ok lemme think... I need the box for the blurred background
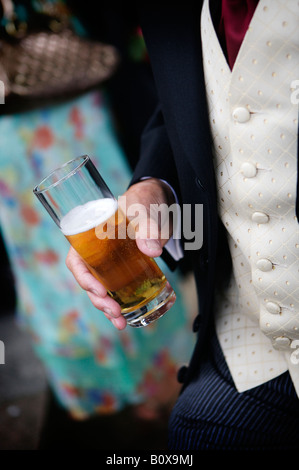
[0,1,197,450]
[0,229,197,451]
[0,231,48,450]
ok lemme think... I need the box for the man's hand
[65,178,175,330]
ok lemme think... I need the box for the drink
[61,198,169,315]
[34,155,176,327]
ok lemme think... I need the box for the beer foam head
[60,198,118,235]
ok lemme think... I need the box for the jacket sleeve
[130,104,183,270]
[130,105,181,201]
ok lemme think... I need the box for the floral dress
[0,88,195,419]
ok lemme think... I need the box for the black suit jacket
[131,2,299,387]
[130,2,224,387]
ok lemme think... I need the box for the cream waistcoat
[201,0,299,395]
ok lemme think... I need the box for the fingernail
[145,239,161,251]
[90,289,100,297]
[103,307,117,318]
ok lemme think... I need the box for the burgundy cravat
[218,0,259,69]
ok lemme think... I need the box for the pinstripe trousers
[168,326,299,451]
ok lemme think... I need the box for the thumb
[121,179,174,258]
[130,212,163,257]
[136,236,163,258]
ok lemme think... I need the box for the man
[66,0,299,450]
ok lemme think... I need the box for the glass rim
[33,155,89,195]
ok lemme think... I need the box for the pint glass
[33,155,176,327]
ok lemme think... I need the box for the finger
[66,248,126,329]
[86,291,126,330]
[135,237,163,258]
[65,247,107,297]
[130,214,162,257]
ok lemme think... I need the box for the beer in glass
[33,155,176,327]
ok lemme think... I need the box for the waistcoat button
[273,336,291,350]
[177,365,189,383]
[232,106,251,123]
[256,258,273,272]
[266,301,281,314]
[241,162,257,178]
[192,315,202,332]
[251,211,269,224]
